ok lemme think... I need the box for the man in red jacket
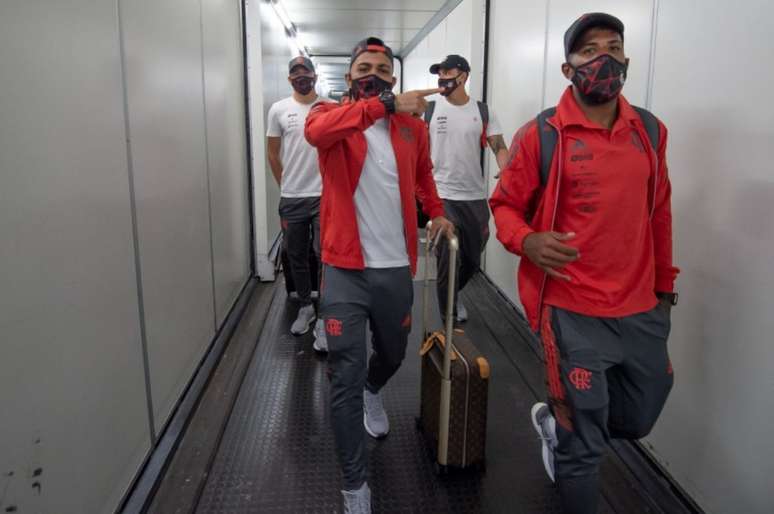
[490,13,679,514]
[305,37,453,514]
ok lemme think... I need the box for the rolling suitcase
[418,222,490,473]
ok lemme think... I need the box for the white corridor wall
[0,0,252,511]
[403,0,485,108]
[645,2,774,512]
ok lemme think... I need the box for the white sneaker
[456,301,469,323]
[290,304,316,336]
[342,482,371,514]
[313,318,328,353]
[363,388,389,438]
[531,402,557,482]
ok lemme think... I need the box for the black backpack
[424,100,490,148]
[535,106,660,186]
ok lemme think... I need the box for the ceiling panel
[283,0,444,10]
[271,0,447,95]
[276,0,446,56]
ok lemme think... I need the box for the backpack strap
[631,106,660,151]
[423,100,436,125]
[477,101,489,125]
[536,107,558,187]
[477,101,489,149]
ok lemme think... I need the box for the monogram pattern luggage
[418,222,490,472]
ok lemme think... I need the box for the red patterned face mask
[570,54,628,105]
[350,74,393,100]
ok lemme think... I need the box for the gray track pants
[279,197,320,306]
[436,199,490,319]
[540,304,674,514]
[319,265,413,490]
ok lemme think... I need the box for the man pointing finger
[305,36,453,514]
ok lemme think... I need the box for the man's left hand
[429,216,455,243]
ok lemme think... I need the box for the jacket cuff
[427,204,446,220]
[513,227,535,257]
[364,96,387,120]
[655,274,676,294]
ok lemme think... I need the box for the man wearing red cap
[490,13,679,513]
[305,37,453,513]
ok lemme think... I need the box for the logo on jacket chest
[569,138,593,162]
[399,126,414,142]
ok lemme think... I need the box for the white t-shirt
[428,99,502,200]
[354,118,409,268]
[266,96,330,198]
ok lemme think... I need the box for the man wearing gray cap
[490,13,678,514]
[267,56,331,350]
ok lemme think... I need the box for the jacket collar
[552,86,640,131]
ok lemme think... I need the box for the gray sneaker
[531,402,557,482]
[363,388,389,438]
[290,304,316,336]
[313,318,328,353]
[342,482,371,514]
[456,301,469,323]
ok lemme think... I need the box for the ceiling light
[271,0,294,33]
[295,29,310,55]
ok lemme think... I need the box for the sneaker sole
[363,413,388,439]
[530,403,556,483]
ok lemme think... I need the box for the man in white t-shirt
[426,54,510,323]
[267,56,331,350]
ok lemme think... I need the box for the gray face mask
[291,76,316,95]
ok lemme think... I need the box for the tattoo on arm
[488,135,507,154]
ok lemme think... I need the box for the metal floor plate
[194,275,675,514]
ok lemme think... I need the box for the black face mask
[438,74,463,97]
[350,74,393,100]
[291,76,316,96]
[570,54,628,105]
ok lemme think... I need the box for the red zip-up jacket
[490,87,679,330]
[305,96,445,276]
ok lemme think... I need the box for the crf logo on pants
[326,318,343,336]
[569,367,593,391]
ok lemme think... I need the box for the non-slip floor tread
[194,275,676,513]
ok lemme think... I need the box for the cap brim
[429,63,441,74]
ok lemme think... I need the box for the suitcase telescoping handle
[422,220,458,467]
